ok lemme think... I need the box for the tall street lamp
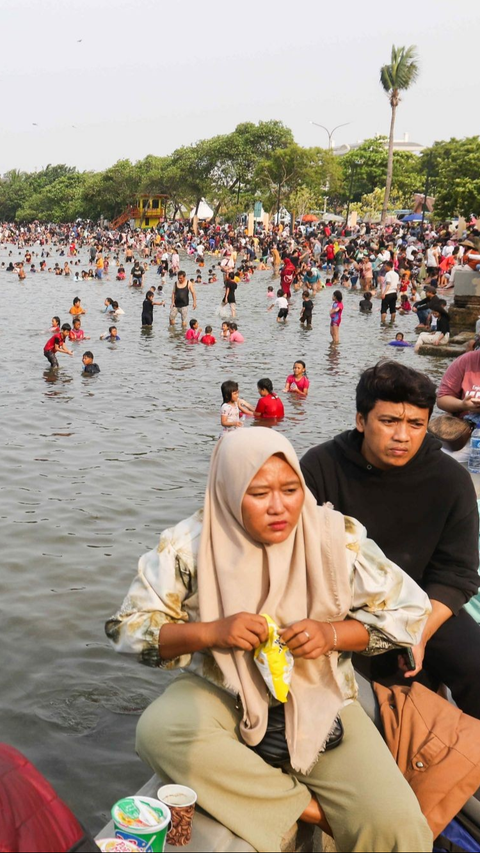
[345,160,362,231]
[310,121,351,150]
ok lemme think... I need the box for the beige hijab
[197,428,352,774]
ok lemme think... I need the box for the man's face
[356,401,430,470]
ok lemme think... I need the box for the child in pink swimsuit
[228,322,244,343]
[284,361,310,397]
[185,319,202,342]
[330,290,344,345]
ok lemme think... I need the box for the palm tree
[380,45,419,224]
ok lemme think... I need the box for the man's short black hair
[356,360,436,418]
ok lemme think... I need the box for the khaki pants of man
[136,673,432,853]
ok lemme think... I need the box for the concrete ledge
[417,344,466,358]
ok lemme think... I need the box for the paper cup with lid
[112,796,171,852]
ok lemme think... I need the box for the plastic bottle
[468,428,480,474]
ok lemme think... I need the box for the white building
[333,133,424,156]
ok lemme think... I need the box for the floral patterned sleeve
[105,511,202,668]
[343,515,431,655]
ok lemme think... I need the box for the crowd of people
[4,211,480,851]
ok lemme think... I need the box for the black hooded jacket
[300,429,479,614]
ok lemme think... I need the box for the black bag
[251,704,344,768]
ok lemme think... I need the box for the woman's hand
[280,620,334,659]
[206,613,268,651]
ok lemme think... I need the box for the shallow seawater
[0,244,451,831]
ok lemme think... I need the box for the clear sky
[1,0,478,173]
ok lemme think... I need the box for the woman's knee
[338,799,431,852]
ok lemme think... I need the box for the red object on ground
[0,743,95,852]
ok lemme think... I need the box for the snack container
[97,839,139,852]
[112,796,171,852]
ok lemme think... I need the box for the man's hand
[207,613,268,651]
[398,641,425,678]
[280,620,334,659]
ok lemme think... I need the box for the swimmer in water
[100,325,120,342]
[284,360,310,398]
[69,317,90,341]
[389,332,413,348]
[185,318,202,342]
[220,380,254,432]
[200,325,216,345]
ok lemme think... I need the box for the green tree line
[0,121,478,223]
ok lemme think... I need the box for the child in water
[267,285,275,299]
[70,297,85,316]
[220,321,230,339]
[220,380,254,432]
[69,318,90,341]
[100,326,120,341]
[300,290,314,329]
[228,322,244,343]
[268,289,289,323]
[185,318,202,342]
[49,316,61,333]
[284,360,310,398]
[389,332,413,348]
[200,325,216,345]
[330,290,343,344]
[359,292,373,313]
[82,351,100,375]
[254,378,285,419]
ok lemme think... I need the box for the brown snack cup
[157,785,197,847]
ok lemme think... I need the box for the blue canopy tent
[401,212,424,222]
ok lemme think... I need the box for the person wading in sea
[169,271,197,329]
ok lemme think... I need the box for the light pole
[345,160,362,231]
[420,153,433,237]
[310,121,351,150]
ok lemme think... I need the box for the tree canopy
[0,121,479,223]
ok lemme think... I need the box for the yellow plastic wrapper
[254,614,294,703]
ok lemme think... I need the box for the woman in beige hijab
[107,429,432,852]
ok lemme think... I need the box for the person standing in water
[330,290,343,345]
[170,271,197,329]
[142,291,163,327]
[43,324,73,368]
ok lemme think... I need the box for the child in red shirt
[200,325,216,345]
[254,378,285,419]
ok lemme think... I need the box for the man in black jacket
[301,360,480,717]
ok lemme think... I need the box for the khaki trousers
[136,674,432,853]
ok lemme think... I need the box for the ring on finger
[304,631,310,639]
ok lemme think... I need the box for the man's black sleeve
[423,496,480,614]
[300,446,329,505]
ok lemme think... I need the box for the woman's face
[293,362,304,377]
[242,455,304,545]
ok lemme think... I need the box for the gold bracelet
[328,622,338,655]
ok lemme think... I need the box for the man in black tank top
[169,271,197,328]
